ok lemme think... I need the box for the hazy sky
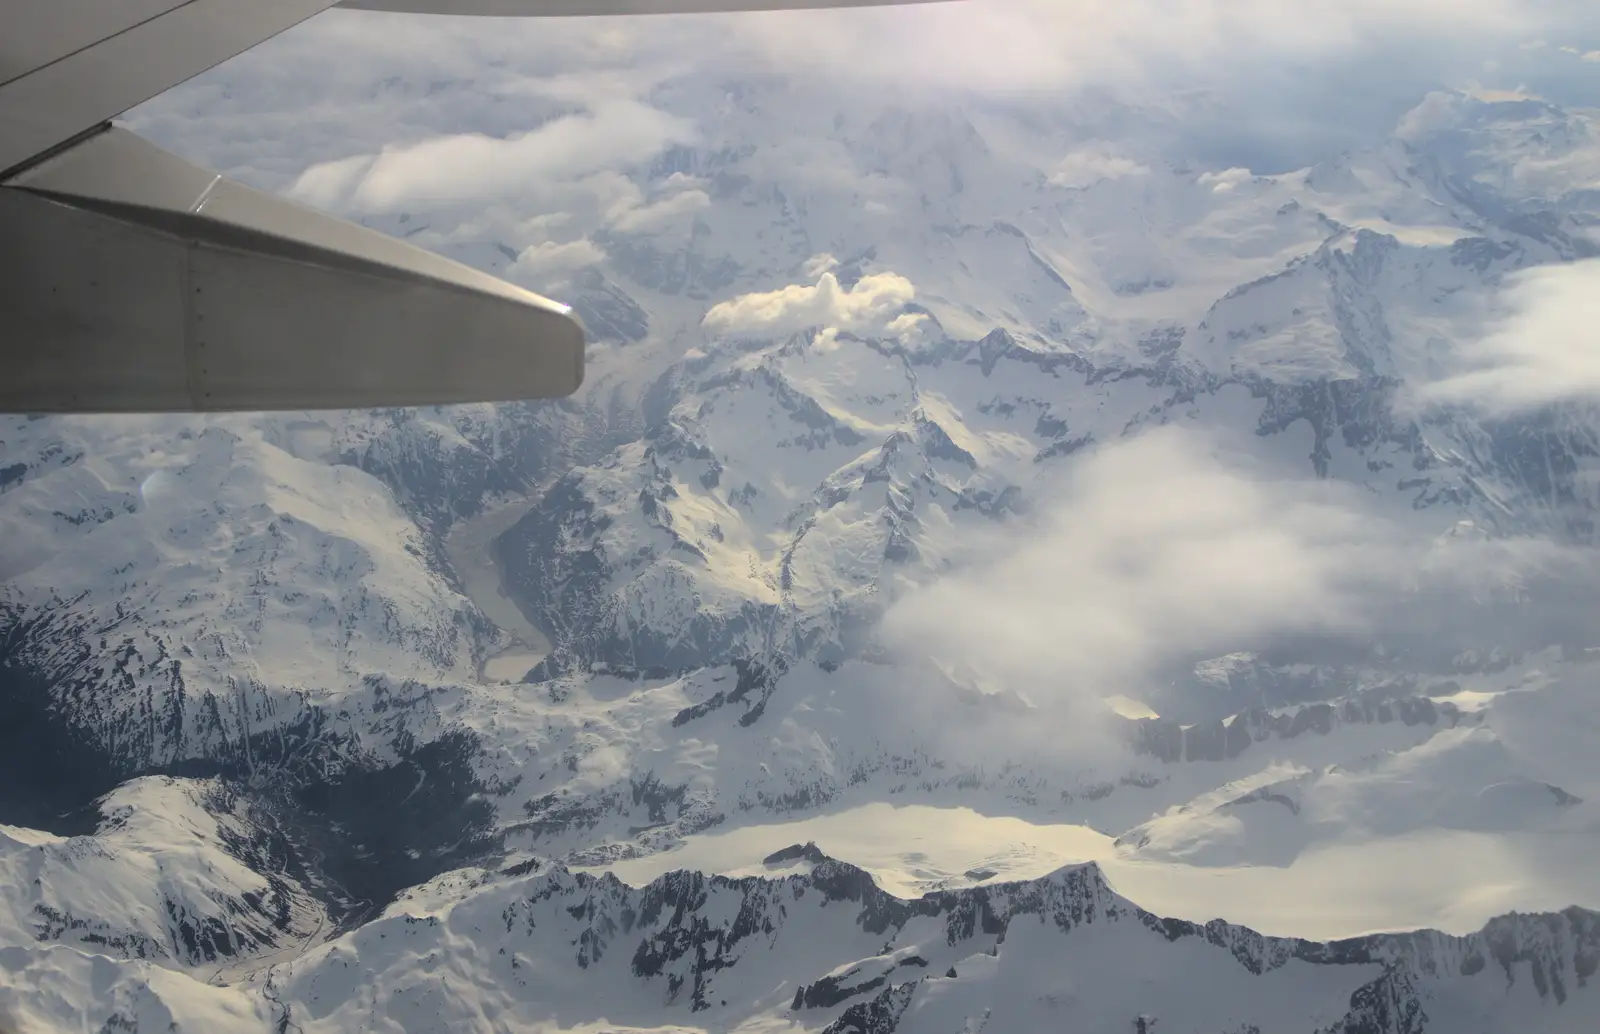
[126,0,1600,187]
[117,0,1600,307]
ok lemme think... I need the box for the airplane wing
[0,0,953,413]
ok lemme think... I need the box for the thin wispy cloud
[1197,167,1253,192]
[1421,259,1600,416]
[510,238,607,282]
[606,188,712,234]
[288,101,695,212]
[1048,147,1150,188]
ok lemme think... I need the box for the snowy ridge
[261,852,1600,1033]
[0,776,322,967]
[0,944,271,1034]
[0,420,484,778]
[8,848,1595,1033]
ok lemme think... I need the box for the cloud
[606,188,712,234]
[1420,259,1600,415]
[1198,167,1254,192]
[802,254,840,278]
[1394,91,1468,140]
[879,426,1588,712]
[702,271,917,341]
[287,100,694,212]
[1585,50,1600,62]
[510,239,606,282]
[881,428,1385,697]
[1048,148,1151,189]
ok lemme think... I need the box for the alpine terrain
[3,13,1600,1033]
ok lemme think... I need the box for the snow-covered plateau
[4,41,1600,1034]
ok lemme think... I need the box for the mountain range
[2,78,1600,1032]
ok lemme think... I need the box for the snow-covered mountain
[261,852,1600,1034]
[3,73,1600,1032]
[9,848,1600,1034]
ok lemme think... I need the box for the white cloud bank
[288,100,694,212]
[1048,148,1151,189]
[1198,167,1254,192]
[606,187,711,234]
[1421,259,1600,415]
[881,428,1383,697]
[702,271,921,343]
[880,427,1577,708]
[510,238,605,281]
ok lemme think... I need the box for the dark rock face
[0,600,214,798]
[1316,964,1429,1034]
[595,230,744,299]
[567,268,650,345]
[0,647,122,835]
[333,403,570,532]
[496,456,780,676]
[764,841,830,867]
[0,605,512,948]
[291,728,512,929]
[1122,692,1474,765]
[820,981,917,1034]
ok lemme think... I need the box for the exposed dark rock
[765,842,830,867]
[819,981,917,1034]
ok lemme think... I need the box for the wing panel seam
[0,1,204,92]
